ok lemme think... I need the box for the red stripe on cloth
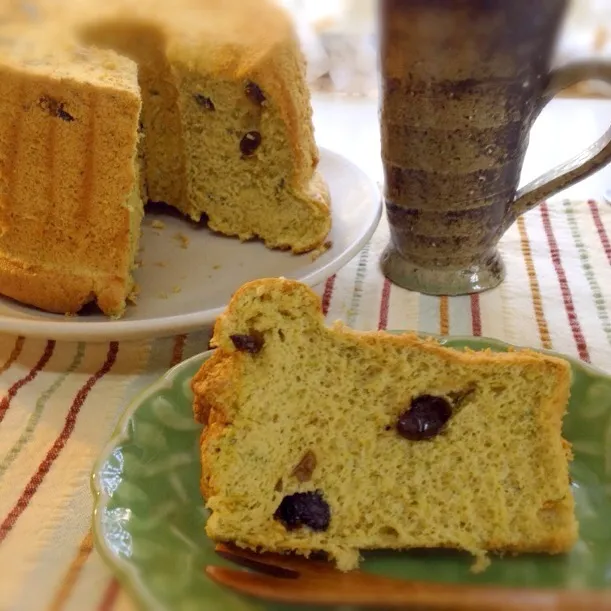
[321,275,336,316]
[0,340,55,425]
[0,342,119,543]
[470,294,482,336]
[97,578,120,611]
[378,278,391,330]
[540,203,590,362]
[589,200,611,266]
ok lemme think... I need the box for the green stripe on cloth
[540,203,590,362]
[0,343,86,480]
[44,336,169,610]
[0,340,56,424]
[564,200,611,347]
[346,242,371,327]
[0,342,120,544]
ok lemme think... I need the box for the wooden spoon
[206,543,611,610]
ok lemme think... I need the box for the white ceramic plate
[0,148,381,341]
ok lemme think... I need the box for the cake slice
[0,27,143,315]
[192,278,577,571]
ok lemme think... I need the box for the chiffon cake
[192,278,578,571]
[0,1,331,316]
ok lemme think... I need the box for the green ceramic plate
[91,335,611,611]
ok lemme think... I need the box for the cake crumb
[158,292,169,299]
[470,552,491,574]
[64,311,77,318]
[172,286,182,294]
[174,232,190,249]
[153,261,167,268]
[310,240,333,262]
[213,264,221,270]
[128,284,141,304]
[151,220,165,230]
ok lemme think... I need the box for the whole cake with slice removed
[0,0,330,317]
[192,278,578,571]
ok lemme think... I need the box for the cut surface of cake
[0,0,331,316]
[192,278,577,571]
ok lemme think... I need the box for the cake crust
[0,36,142,316]
[0,256,130,315]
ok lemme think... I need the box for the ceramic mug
[379,0,611,295]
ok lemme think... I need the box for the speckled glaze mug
[379,0,611,295]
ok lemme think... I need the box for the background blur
[278,0,611,98]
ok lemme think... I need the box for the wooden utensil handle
[324,571,611,610]
[208,565,611,610]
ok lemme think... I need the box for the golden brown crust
[192,348,243,499]
[0,33,141,316]
[0,257,130,315]
[192,348,243,498]
[192,349,237,424]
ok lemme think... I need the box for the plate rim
[90,349,210,611]
[90,333,611,610]
[0,146,382,342]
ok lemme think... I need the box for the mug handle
[506,60,611,226]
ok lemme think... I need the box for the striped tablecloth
[0,198,610,611]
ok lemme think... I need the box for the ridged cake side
[0,33,142,315]
[77,15,186,214]
[192,278,577,571]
